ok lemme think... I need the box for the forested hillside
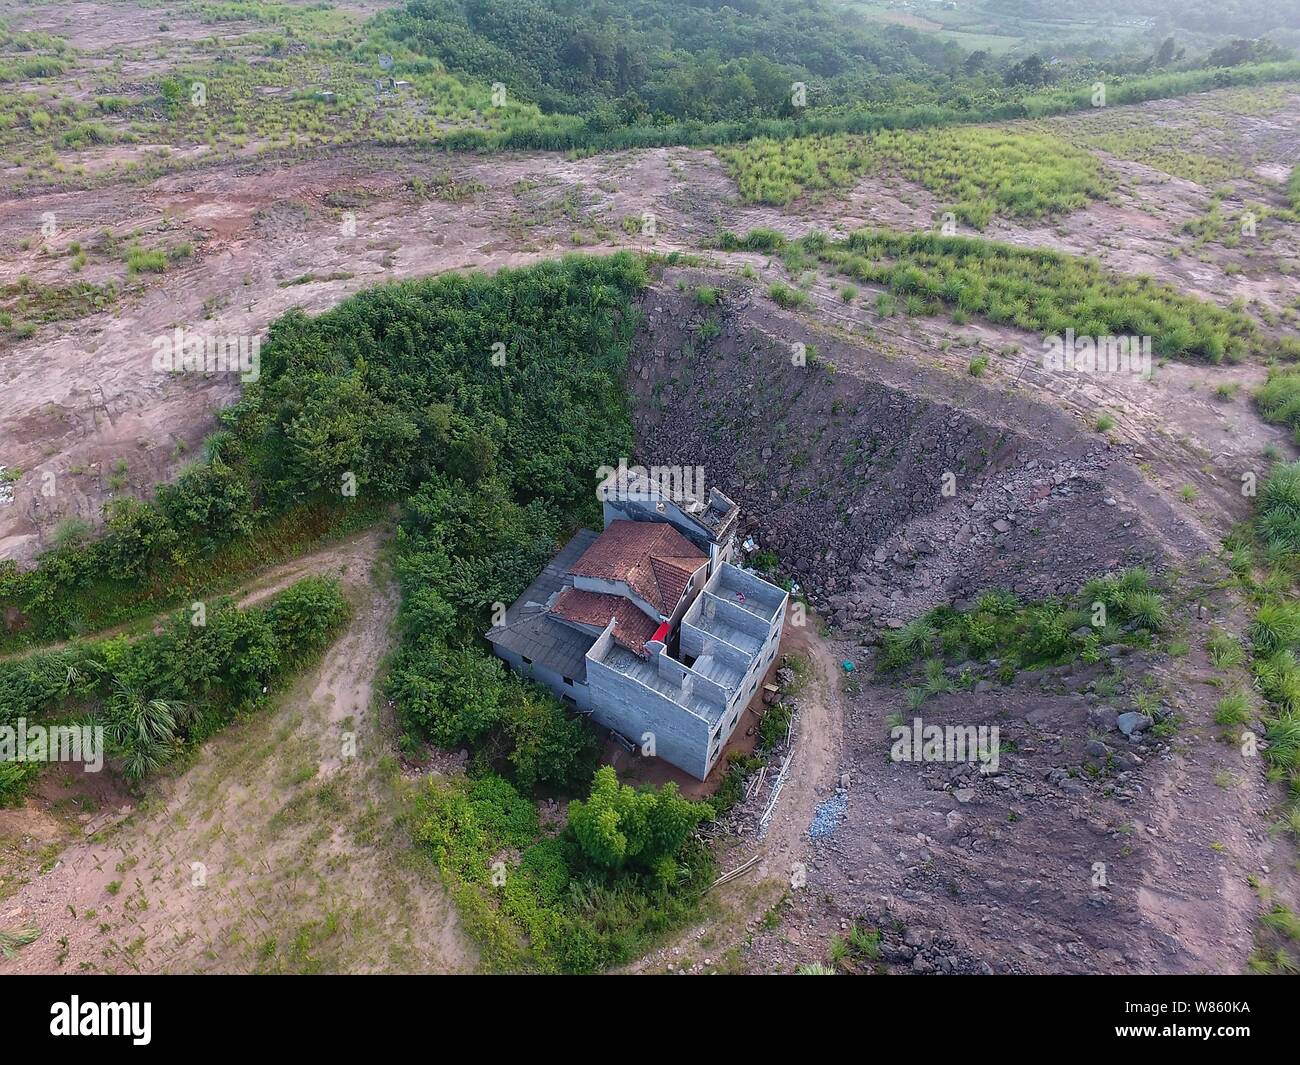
[379,0,1299,152]
[384,0,975,122]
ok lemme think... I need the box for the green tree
[504,685,595,792]
[567,766,711,874]
[103,679,188,782]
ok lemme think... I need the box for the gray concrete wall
[718,562,787,614]
[586,640,711,779]
[680,622,751,674]
[542,566,791,781]
[494,647,592,712]
[667,562,708,627]
[703,591,770,639]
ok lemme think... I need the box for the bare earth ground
[739,605,1292,975]
[1,18,1298,974]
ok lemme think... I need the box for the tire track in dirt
[757,623,844,883]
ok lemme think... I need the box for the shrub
[0,761,42,807]
[1123,591,1168,633]
[1207,628,1245,669]
[1258,460,1300,552]
[757,702,793,750]
[880,570,1166,672]
[1250,601,1300,656]
[767,282,807,308]
[414,769,713,973]
[568,766,712,876]
[784,228,1261,364]
[1214,690,1252,726]
[1255,370,1300,440]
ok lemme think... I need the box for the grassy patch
[723,228,1261,364]
[1255,369,1300,443]
[0,278,117,338]
[878,568,1166,674]
[718,126,1110,226]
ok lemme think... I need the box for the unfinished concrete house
[486,485,788,779]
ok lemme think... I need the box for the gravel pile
[809,793,848,839]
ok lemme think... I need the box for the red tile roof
[550,587,661,657]
[568,520,707,615]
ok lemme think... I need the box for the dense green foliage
[878,568,1168,674]
[0,493,379,652]
[1254,369,1300,443]
[385,0,976,123]
[414,768,714,972]
[0,250,728,968]
[568,766,711,876]
[0,759,40,807]
[718,126,1110,224]
[1237,461,1300,848]
[1,251,719,969]
[0,577,350,793]
[3,253,649,789]
[382,0,1300,150]
[236,254,648,785]
[2,252,644,652]
[387,474,598,792]
[436,59,1300,153]
[729,228,1260,363]
[5,0,1298,181]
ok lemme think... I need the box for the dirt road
[0,531,475,974]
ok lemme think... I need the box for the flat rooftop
[593,561,788,726]
[485,529,599,682]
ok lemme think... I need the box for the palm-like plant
[103,679,188,782]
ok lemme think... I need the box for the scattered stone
[1116,712,1153,737]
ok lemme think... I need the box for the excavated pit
[628,270,1214,633]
